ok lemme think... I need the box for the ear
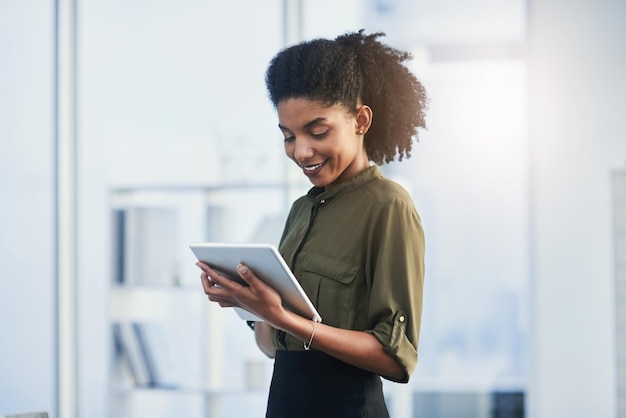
[355,105,373,135]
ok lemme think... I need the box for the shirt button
[399,315,405,323]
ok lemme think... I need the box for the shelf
[110,386,269,396]
[109,286,206,321]
[107,185,284,418]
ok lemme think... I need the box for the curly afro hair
[265,30,428,164]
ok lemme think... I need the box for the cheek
[284,142,294,158]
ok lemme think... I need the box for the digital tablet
[190,242,322,323]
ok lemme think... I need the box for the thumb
[237,263,257,285]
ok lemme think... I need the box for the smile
[301,161,326,177]
[303,162,323,171]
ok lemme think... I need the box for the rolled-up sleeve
[366,197,425,383]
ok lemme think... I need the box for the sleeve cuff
[369,311,418,383]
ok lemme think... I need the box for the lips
[301,161,326,177]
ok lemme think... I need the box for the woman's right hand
[196,261,286,325]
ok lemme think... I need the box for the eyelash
[311,131,328,139]
[282,131,328,143]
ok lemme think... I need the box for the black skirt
[266,350,390,418]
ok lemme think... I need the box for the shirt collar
[306,165,382,203]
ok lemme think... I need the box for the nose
[292,137,314,163]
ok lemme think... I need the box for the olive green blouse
[275,165,425,383]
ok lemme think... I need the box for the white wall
[0,1,56,415]
[528,0,626,416]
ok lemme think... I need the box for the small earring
[358,130,364,134]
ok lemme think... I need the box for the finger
[207,292,233,304]
[196,261,211,272]
[206,267,239,290]
[196,261,211,279]
[196,264,211,288]
[201,272,214,293]
[236,263,262,287]
[196,262,222,293]
[206,286,241,308]
[198,271,212,294]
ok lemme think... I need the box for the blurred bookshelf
[107,184,295,418]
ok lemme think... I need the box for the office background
[1,0,625,417]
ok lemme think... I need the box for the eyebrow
[278,117,328,132]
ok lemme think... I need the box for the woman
[196,30,428,417]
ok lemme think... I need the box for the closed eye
[311,131,328,139]
[283,136,295,143]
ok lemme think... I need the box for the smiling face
[277,98,372,189]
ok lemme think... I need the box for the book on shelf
[112,322,182,389]
[112,322,154,387]
[112,207,180,286]
[134,322,182,388]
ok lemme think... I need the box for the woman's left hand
[196,261,285,323]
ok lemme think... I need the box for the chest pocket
[297,253,359,328]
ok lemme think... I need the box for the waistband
[274,349,373,376]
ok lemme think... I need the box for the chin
[308,177,329,188]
